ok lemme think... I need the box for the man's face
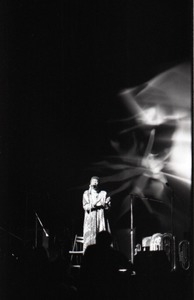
[90,178,99,188]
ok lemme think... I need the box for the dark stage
[0,1,192,299]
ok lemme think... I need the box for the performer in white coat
[82,176,111,252]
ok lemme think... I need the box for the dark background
[0,0,191,249]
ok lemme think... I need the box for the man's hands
[104,197,111,210]
[92,196,111,210]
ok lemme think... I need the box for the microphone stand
[166,182,176,271]
[34,211,49,248]
[170,185,176,271]
[130,194,135,264]
[0,226,23,242]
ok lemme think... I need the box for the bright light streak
[169,121,191,180]
[162,172,191,185]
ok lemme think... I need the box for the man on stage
[82,176,111,252]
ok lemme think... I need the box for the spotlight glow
[79,63,191,241]
[169,120,191,180]
[140,106,166,125]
